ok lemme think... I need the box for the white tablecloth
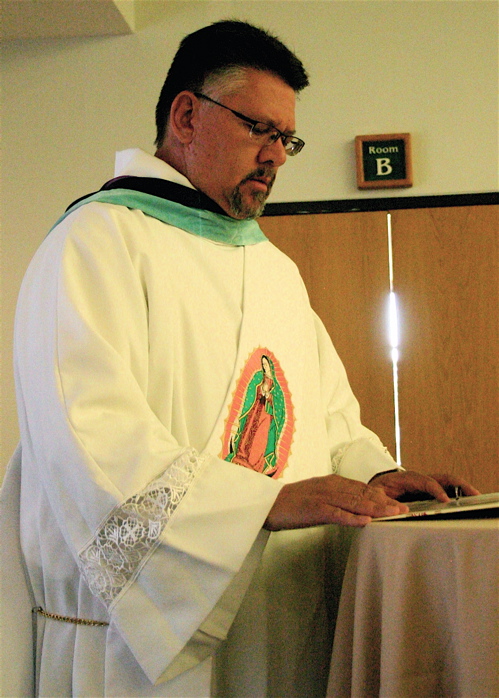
[327,518,499,697]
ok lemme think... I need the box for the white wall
[1,0,498,473]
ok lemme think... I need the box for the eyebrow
[244,112,297,137]
[251,112,296,136]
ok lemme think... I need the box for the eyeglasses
[194,93,305,156]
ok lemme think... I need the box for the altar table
[327,518,498,697]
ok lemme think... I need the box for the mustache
[240,167,276,189]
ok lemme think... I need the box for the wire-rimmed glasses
[194,93,305,156]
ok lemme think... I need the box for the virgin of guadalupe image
[225,355,286,477]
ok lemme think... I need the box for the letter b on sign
[376,158,393,176]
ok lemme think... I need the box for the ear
[169,91,198,145]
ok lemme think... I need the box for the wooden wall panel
[391,205,498,492]
[260,212,396,456]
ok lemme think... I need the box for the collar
[60,174,267,247]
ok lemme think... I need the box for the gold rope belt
[32,606,109,627]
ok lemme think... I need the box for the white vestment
[1,149,398,697]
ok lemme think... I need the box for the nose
[257,138,287,168]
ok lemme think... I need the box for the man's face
[185,69,297,219]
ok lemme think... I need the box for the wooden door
[391,205,498,492]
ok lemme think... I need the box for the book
[372,492,499,521]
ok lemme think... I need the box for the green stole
[53,178,268,247]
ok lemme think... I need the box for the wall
[1,0,498,472]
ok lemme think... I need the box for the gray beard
[228,169,275,220]
[229,188,268,219]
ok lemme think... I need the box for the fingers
[429,473,481,497]
[370,469,480,503]
[264,470,481,532]
[459,482,481,496]
[323,478,406,518]
[263,475,409,531]
[409,474,451,502]
[320,508,373,529]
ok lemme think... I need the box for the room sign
[355,133,413,189]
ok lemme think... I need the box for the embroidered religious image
[221,348,294,478]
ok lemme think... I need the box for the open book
[372,492,499,521]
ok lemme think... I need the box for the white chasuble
[1,149,398,697]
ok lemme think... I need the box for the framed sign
[355,133,413,189]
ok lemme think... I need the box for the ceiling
[1,0,136,41]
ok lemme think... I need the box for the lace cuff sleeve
[79,449,203,608]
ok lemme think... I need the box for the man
[1,20,477,697]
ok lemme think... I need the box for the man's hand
[369,470,480,503]
[264,474,410,531]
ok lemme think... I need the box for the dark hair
[154,20,309,147]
